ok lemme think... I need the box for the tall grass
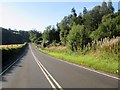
[2,43,27,70]
[85,36,119,54]
[39,48,118,74]
[0,43,27,50]
[35,37,119,75]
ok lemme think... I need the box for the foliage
[34,0,119,74]
[108,0,114,13]
[60,16,70,45]
[91,12,120,40]
[85,36,120,55]
[42,25,60,47]
[29,30,42,43]
[1,27,30,45]
[2,43,27,69]
[100,0,108,16]
[0,44,24,49]
[37,44,118,74]
[67,25,88,51]
[71,8,77,17]
[83,7,88,15]
[37,0,119,54]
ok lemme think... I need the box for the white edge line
[29,45,63,90]
[36,45,119,80]
[56,58,120,80]
[0,51,24,75]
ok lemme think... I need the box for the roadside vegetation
[0,44,25,49]
[0,27,30,70]
[30,1,120,75]
[35,36,119,74]
[1,27,30,44]
[1,0,119,75]
[1,43,28,70]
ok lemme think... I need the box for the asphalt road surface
[1,44,119,89]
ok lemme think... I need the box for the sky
[0,1,119,32]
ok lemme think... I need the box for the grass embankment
[1,43,28,69]
[34,43,119,75]
[0,44,24,49]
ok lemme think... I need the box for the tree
[83,7,87,15]
[69,8,78,27]
[39,1,119,51]
[19,30,30,42]
[92,6,102,29]
[71,8,77,17]
[118,2,120,15]
[83,10,93,34]
[83,6,102,35]
[60,16,70,45]
[91,12,120,40]
[113,12,120,36]
[42,25,61,47]
[100,1,108,16]
[1,27,30,44]
[56,23,60,43]
[67,25,88,51]
[108,0,114,13]
[29,30,42,43]
[90,24,107,40]
[42,25,51,43]
[75,13,83,25]
[102,0,107,9]
[56,22,60,32]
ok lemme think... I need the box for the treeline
[30,1,120,51]
[1,27,30,45]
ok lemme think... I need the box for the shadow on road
[1,46,29,82]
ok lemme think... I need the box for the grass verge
[1,43,28,70]
[34,44,119,75]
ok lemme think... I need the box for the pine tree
[71,8,77,17]
[108,0,114,13]
[83,7,87,15]
[100,0,108,15]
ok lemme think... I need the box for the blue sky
[0,1,119,32]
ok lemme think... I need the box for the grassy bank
[34,44,119,75]
[0,44,24,49]
[1,43,28,69]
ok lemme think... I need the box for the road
[1,44,119,89]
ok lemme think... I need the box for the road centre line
[29,45,63,90]
[32,51,56,89]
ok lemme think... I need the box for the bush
[67,24,88,51]
[2,43,27,70]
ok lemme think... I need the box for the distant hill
[0,27,30,45]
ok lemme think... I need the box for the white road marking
[52,56,120,80]
[33,53,56,90]
[0,49,25,75]
[37,58,63,89]
[34,44,119,80]
[29,45,63,90]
